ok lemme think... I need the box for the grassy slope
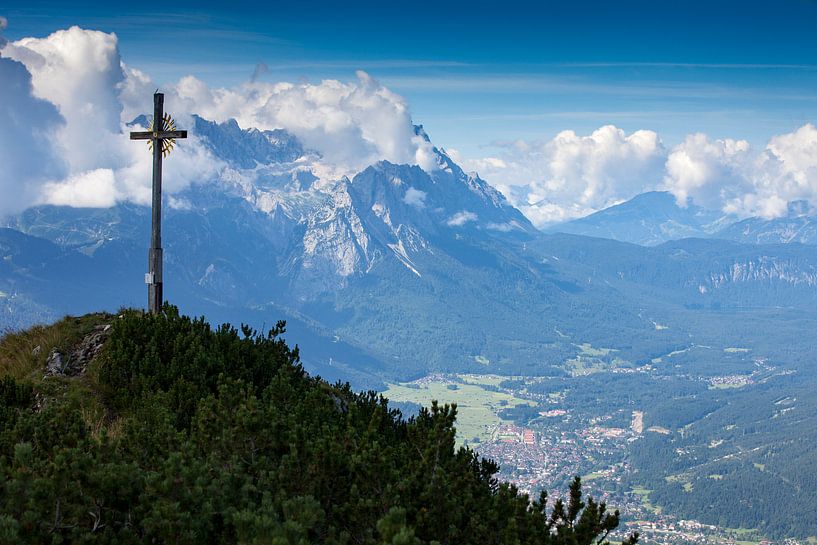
[0,312,118,438]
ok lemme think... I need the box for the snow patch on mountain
[157,115,532,289]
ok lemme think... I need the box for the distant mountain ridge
[550,191,817,246]
[3,116,542,378]
[192,115,307,168]
[715,200,817,245]
[549,191,729,245]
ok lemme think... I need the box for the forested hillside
[0,308,637,544]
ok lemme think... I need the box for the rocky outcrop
[44,324,111,378]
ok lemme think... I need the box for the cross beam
[129,92,187,314]
[131,129,188,140]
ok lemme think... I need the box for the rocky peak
[191,115,306,168]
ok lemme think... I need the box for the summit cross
[129,92,187,314]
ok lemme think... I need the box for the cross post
[129,92,187,314]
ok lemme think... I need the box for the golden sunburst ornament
[147,112,179,157]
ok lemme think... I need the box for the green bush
[0,306,637,544]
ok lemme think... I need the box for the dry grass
[0,312,114,380]
[1,311,127,449]
[82,405,124,441]
[0,324,62,380]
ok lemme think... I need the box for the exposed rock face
[191,115,306,168]
[44,324,111,377]
[45,348,64,375]
[706,258,817,288]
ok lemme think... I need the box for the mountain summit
[550,191,728,246]
[714,200,817,245]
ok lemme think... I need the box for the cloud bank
[455,126,666,225]
[0,24,434,217]
[170,70,435,171]
[1,26,225,212]
[663,126,817,219]
[463,124,817,226]
[0,51,65,216]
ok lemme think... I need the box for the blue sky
[4,0,817,155]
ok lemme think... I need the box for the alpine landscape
[2,3,817,544]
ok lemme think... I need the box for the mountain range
[550,190,817,246]
[3,117,817,384]
[4,114,817,538]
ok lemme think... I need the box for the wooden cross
[129,92,187,314]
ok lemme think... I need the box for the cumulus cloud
[403,187,427,208]
[0,55,65,216]
[41,169,120,208]
[447,210,478,226]
[465,126,666,225]
[3,26,125,173]
[448,148,506,172]
[1,16,67,217]
[661,125,817,218]
[662,134,753,211]
[167,70,436,171]
[469,124,817,226]
[0,24,436,217]
[0,26,225,213]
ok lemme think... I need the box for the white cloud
[448,148,506,171]
[468,126,666,226]
[662,125,817,218]
[0,26,226,211]
[40,169,119,208]
[403,187,427,208]
[447,210,478,226]
[662,133,753,210]
[118,66,155,124]
[166,70,436,172]
[468,124,817,226]
[0,25,436,216]
[2,26,125,174]
[0,56,65,217]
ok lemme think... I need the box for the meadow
[382,374,535,443]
